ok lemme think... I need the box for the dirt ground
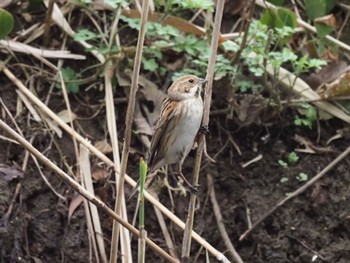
[1,73,350,263]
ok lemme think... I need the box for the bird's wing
[148,98,179,169]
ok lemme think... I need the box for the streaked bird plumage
[147,74,206,191]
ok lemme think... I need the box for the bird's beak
[199,78,207,84]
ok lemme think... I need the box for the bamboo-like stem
[138,158,147,263]
[103,6,132,262]
[110,0,150,262]
[0,119,177,263]
[181,0,225,261]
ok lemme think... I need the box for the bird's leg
[175,163,199,194]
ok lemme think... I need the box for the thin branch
[240,144,350,240]
[105,7,131,263]
[208,174,243,263]
[110,0,150,262]
[182,1,227,262]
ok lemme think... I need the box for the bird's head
[167,75,206,100]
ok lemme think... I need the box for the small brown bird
[147,74,206,192]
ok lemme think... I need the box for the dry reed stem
[181,1,228,262]
[104,8,131,262]
[110,1,150,262]
[208,175,243,263]
[80,145,107,262]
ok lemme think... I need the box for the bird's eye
[188,79,194,83]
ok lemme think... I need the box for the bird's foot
[175,172,199,194]
[199,125,209,135]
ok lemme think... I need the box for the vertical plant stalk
[109,0,150,262]
[42,0,55,46]
[181,0,225,261]
[106,7,132,263]
[80,144,104,263]
[138,158,147,263]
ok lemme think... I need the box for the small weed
[294,103,317,128]
[296,172,308,182]
[278,159,288,168]
[56,67,80,93]
[287,151,299,163]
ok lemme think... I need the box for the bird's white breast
[164,97,203,164]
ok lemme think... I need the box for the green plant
[294,103,317,128]
[56,67,80,93]
[239,21,326,78]
[287,151,299,163]
[279,153,299,184]
[160,0,213,13]
[278,159,288,168]
[279,152,309,184]
[74,29,102,41]
[296,172,308,182]
[278,151,299,169]
[121,17,326,96]
[0,8,14,39]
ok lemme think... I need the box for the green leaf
[139,158,147,189]
[315,24,334,38]
[61,67,75,80]
[222,40,240,52]
[173,0,213,11]
[296,172,308,182]
[268,0,286,6]
[74,29,101,41]
[139,157,147,228]
[308,58,327,69]
[276,7,297,28]
[0,8,14,39]
[121,16,140,29]
[142,58,158,71]
[305,0,336,20]
[56,67,80,93]
[261,7,297,29]
[305,105,317,121]
[288,152,299,163]
[280,177,289,183]
[294,118,302,126]
[278,160,288,168]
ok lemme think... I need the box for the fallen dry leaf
[68,194,84,223]
[0,165,24,182]
[57,109,77,123]
[305,61,348,89]
[91,167,110,182]
[94,139,113,154]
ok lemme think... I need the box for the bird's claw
[189,184,200,194]
[175,173,200,194]
[199,125,209,135]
